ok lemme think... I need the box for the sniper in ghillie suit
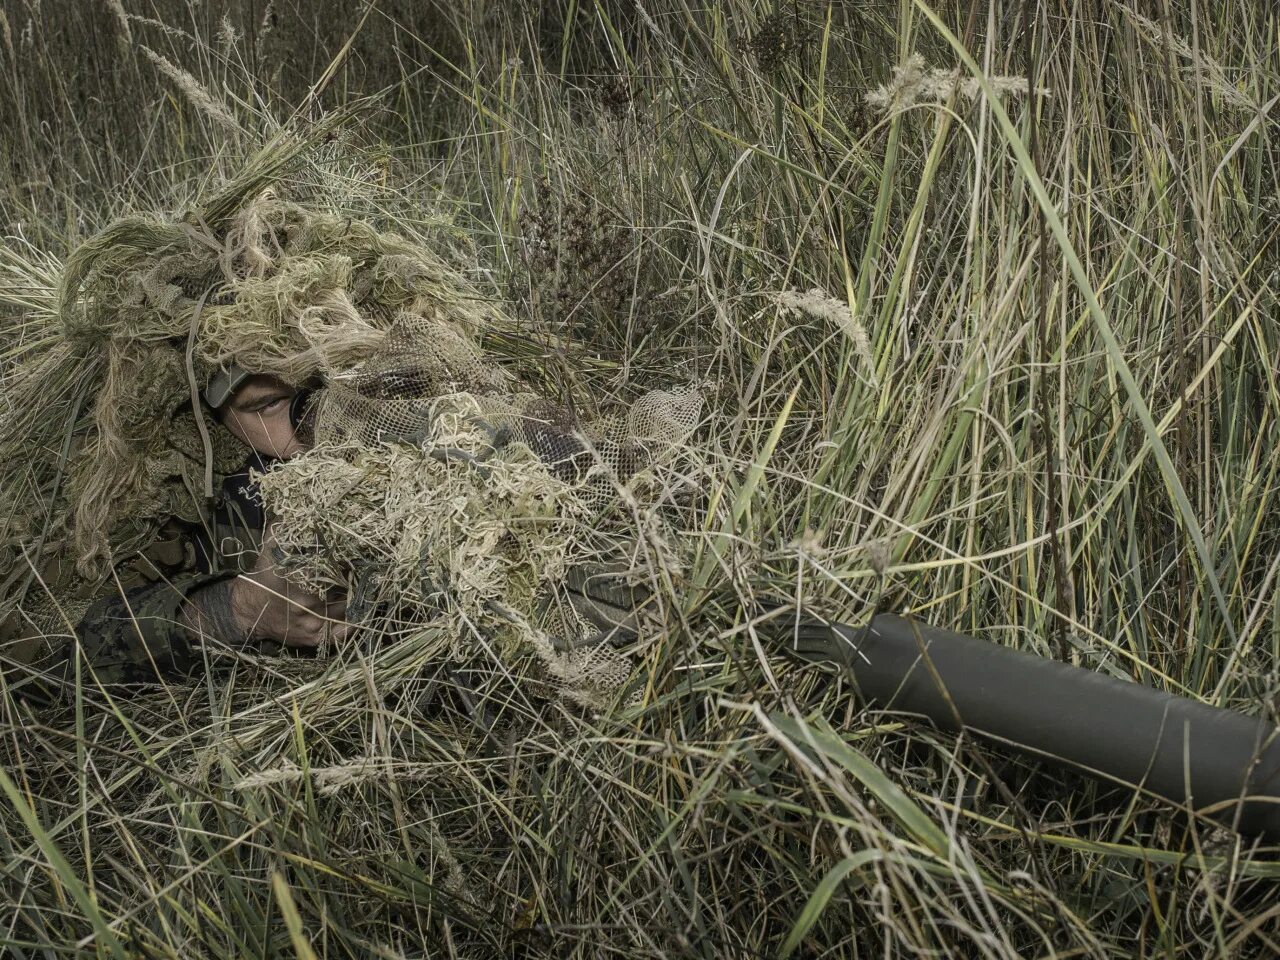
[2,1,1279,956]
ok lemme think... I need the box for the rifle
[785,613,1280,842]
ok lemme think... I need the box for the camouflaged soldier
[72,368,348,686]
[17,366,349,693]
[1,175,676,705]
[0,178,481,699]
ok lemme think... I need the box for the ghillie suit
[0,135,703,709]
[0,136,711,947]
[256,313,703,707]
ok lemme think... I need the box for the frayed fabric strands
[253,313,702,708]
[0,141,702,713]
[0,175,512,627]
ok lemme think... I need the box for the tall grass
[2,0,1279,956]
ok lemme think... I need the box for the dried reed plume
[140,46,240,132]
[865,53,1048,111]
[778,288,877,384]
[104,0,131,50]
[1122,8,1260,111]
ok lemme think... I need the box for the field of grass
[2,0,1279,956]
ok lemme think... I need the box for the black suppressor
[787,613,1280,841]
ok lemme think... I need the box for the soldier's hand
[229,527,348,649]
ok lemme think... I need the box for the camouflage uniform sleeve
[66,572,235,686]
[65,461,272,688]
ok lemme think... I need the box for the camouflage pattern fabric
[5,458,269,702]
[3,450,653,705]
[63,571,229,687]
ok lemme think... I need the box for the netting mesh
[256,312,703,707]
[313,313,702,492]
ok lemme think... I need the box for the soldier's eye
[248,394,292,413]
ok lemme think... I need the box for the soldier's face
[220,375,308,459]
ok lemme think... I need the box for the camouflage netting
[58,188,512,575]
[0,143,703,708]
[255,312,703,707]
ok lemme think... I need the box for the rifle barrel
[788,613,1280,841]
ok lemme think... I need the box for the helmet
[204,364,253,411]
